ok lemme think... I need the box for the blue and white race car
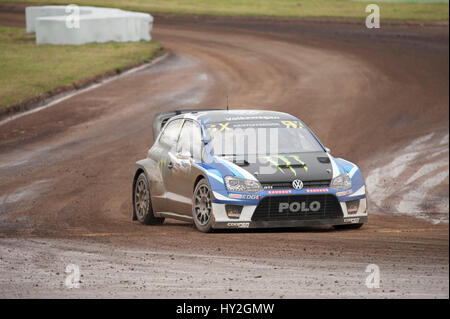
[132,109,367,232]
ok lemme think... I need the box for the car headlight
[331,173,352,190]
[224,176,262,193]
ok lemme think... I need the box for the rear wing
[152,109,220,141]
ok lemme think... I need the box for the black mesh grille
[252,194,342,221]
[262,180,330,190]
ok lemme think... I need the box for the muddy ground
[0,4,448,298]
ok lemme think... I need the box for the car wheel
[333,223,363,230]
[134,173,164,225]
[192,179,213,233]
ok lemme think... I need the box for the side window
[192,122,203,160]
[177,121,193,154]
[159,119,182,147]
[177,121,203,160]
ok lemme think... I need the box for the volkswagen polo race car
[132,109,367,232]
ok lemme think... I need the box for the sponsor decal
[207,122,231,132]
[267,190,292,195]
[157,158,167,168]
[225,115,281,121]
[280,120,304,129]
[278,201,321,213]
[346,200,360,214]
[306,188,329,193]
[344,218,360,224]
[264,155,308,174]
[227,222,250,228]
[229,193,260,200]
[265,156,284,173]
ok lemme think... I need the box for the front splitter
[213,216,368,229]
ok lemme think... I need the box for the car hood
[221,152,333,183]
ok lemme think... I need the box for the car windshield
[205,119,324,156]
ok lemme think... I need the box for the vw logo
[292,179,303,190]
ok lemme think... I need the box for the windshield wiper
[217,153,237,157]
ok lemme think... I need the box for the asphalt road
[0,6,448,298]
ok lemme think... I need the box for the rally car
[132,109,367,232]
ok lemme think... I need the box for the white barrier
[25,6,153,45]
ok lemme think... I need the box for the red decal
[306,188,329,193]
[268,190,293,195]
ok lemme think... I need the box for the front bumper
[211,194,368,229]
[213,216,368,229]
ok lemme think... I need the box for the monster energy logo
[157,158,167,168]
[264,155,308,176]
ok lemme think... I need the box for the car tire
[333,223,364,230]
[134,173,164,225]
[192,179,214,233]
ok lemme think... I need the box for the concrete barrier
[25,6,153,45]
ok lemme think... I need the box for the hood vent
[317,157,330,164]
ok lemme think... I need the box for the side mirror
[325,147,331,153]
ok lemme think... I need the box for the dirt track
[0,6,448,298]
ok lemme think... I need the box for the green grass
[2,0,449,21]
[0,26,162,110]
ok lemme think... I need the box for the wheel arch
[193,174,207,192]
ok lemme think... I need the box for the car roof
[179,109,299,123]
